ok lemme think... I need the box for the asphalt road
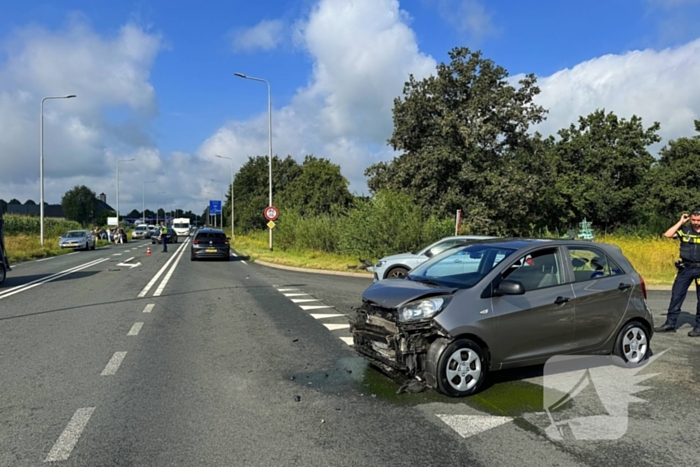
[0,239,698,466]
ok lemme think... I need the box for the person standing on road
[655,211,700,337]
[158,221,168,253]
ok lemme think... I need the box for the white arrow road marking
[435,415,513,439]
[339,337,354,346]
[310,313,345,319]
[101,352,127,376]
[116,262,142,269]
[283,293,309,297]
[323,323,350,331]
[291,298,320,303]
[300,305,333,310]
[44,407,95,462]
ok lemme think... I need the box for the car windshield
[135,227,147,231]
[173,223,188,228]
[408,244,517,288]
[64,231,86,238]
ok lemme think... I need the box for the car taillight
[193,239,200,244]
[640,275,647,300]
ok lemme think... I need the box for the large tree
[61,185,98,226]
[365,47,547,235]
[24,199,36,205]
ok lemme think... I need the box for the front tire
[436,339,488,397]
[613,321,650,365]
[385,266,409,279]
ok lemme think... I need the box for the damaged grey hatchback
[350,239,654,397]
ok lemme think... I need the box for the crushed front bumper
[350,302,450,386]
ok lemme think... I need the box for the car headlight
[375,260,385,268]
[398,296,450,322]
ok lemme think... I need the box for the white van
[172,218,191,237]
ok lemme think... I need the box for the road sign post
[209,200,222,228]
[264,206,278,222]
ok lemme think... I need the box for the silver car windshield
[408,244,516,288]
[64,231,86,238]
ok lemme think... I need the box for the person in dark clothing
[158,221,168,253]
[655,210,700,337]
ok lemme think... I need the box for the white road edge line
[153,239,190,297]
[127,322,144,336]
[0,258,109,301]
[142,304,155,313]
[43,407,96,462]
[339,337,354,346]
[0,258,105,298]
[36,257,55,262]
[137,240,190,297]
[67,252,78,256]
[101,352,127,376]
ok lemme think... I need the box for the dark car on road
[151,227,178,244]
[190,228,230,261]
[350,239,654,397]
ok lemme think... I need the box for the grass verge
[233,234,372,275]
[234,232,679,285]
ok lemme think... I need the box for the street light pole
[40,94,76,246]
[235,72,273,251]
[143,181,155,225]
[116,159,135,227]
[216,155,234,240]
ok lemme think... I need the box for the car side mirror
[494,280,525,296]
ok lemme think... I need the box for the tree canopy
[61,186,98,226]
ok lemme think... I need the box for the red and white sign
[264,206,279,221]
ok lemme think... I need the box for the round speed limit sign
[264,206,279,221]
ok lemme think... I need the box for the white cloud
[424,0,497,41]
[202,0,436,194]
[229,19,285,53]
[512,38,700,147]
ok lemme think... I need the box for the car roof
[195,228,225,234]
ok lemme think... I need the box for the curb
[252,259,373,279]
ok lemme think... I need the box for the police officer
[158,221,168,253]
[655,210,700,337]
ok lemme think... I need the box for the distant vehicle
[190,228,230,261]
[172,218,191,236]
[351,239,653,397]
[0,210,10,284]
[59,230,96,250]
[367,235,496,281]
[131,225,152,240]
[151,227,178,244]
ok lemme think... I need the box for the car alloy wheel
[386,267,409,279]
[614,321,649,365]
[436,338,488,397]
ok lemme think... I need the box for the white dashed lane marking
[283,293,309,297]
[300,305,333,310]
[44,407,96,462]
[142,304,155,313]
[310,313,345,319]
[323,323,350,331]
[101,352,127,376]
[127,322,144,336]
[291,298,321,303]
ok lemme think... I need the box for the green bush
[4,214,81,237]
[273,210,342,253]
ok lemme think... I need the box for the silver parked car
[367,235,496,281]
[131,225,152,240]
[59,230,96,250]
[351,239,653,397]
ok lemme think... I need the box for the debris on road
[294,395,301,402]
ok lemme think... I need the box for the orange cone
[146,246,151,256]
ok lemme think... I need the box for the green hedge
[3,214,82,237]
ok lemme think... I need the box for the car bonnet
[362,278,457,309]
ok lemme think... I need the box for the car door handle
[618,283,632,291]
[554,296,570,305]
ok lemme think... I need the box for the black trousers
[665,265,700,328]
[162,235,167,252]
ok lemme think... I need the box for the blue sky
[1,0,699,212]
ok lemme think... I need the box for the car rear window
[196,233,227,240]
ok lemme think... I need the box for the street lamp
[156,191,166,224]
[216,155,235,240]
[235,72,273,251]
[142,181,156,225]
[210,179,223,228]
[116,159,135,226]
[40,94,76,246]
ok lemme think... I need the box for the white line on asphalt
[127,322,144,336]
[323,323,350,331]
[0,258,109,301]
[142,304,155,313]
[101,352,127,376]
[36,257,55,262]
[43,407,96,462]
[112,253,122,256]
[339,337,354,346]
[284,293,310,297]
[277,288,300,292]
[291,298,321,303]
[67,252,78,256]
[231,251,248,264]
[435,414,513,439]
[137,240,190,297]
[123,257,135,263]
[153,238,190,297]
[300,305,333,310]
[310,313,345,319]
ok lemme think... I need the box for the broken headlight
[398,297,450,322]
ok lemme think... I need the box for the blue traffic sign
[209,200,222,215]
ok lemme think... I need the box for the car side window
[426,240,461,257]
[501,247,563,292]
[568,247,624,282]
